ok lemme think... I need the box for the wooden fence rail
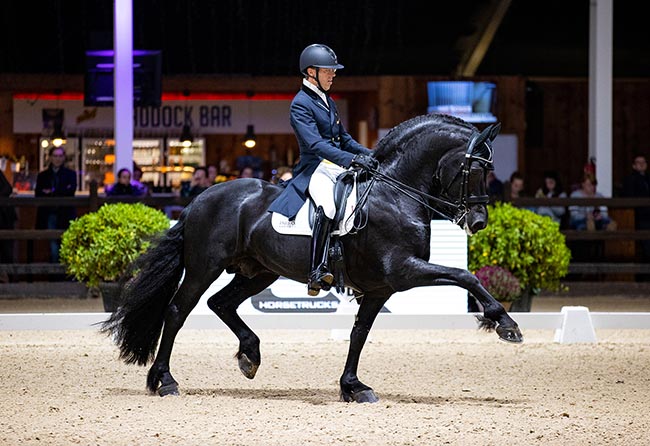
[513,197,650,278]
[0,193,649,297]
[0,183,193,297]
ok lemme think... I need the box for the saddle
[271,171,363,293]
[271,171,360,236]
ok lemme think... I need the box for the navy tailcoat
[268,85,371,219]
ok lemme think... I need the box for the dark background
[1,0,647,77]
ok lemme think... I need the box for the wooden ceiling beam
[454,0,513,77]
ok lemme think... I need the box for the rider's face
[309,67,336,91]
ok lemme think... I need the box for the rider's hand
[350,154,379,171]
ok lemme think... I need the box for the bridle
[436,130,494,223]
[353,126,496,227]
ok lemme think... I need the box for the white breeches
[308,160,346,219]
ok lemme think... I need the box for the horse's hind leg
[207,272,279,379]
[147,276,217,396]
[339,292,390,403]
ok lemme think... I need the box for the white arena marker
[554,306,597,344]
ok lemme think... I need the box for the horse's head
[434,123,500,235]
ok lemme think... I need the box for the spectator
[486,171,504,204]
[569,173,614,231]
[207,164,218,184]
[105,168,144,196]
[131,165,150,196]
[622,154,650,268]
[0,168,16,281]
[272,166,293,185]
[187,166,211,197]
[239,166,254,179]
[214,159,237,183]
[219,159,233,176]
[534,170,567,225]
[502,171,526,202]
[35,146,77,262]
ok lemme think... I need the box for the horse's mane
[373,113,476,162]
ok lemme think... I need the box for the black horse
[101,113,523,403]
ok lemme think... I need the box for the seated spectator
[486,171,504,204]
[207,164,218,184]
[187,166,212,197]
[131,165,150,196]
[569,173,614,230]
[534,170,567,225]
[239,166,255,179]
[105,168,144,197]
[271,166,293,185]
[502,171,527,202]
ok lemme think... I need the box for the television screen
[84,50,162,107]
[427,81,497,123]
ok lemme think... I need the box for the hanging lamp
[180,89,193,148]
[180,124,193,148]
[243,91,256,149]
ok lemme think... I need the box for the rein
[370,170,460,222]
[350,129,495,227]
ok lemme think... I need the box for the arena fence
[1,307,650,344]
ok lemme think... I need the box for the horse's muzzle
[469,217,487,234]
[464,207,488,235]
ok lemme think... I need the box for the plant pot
[508,288,535,312]
[499,300,513,311]
[98,281,122,313]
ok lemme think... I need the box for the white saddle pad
[271,181,358,236]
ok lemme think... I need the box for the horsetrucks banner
[192,220,469,316]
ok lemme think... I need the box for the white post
[113,0,134,175]
[554,306,597,344]
[588,0,613,196]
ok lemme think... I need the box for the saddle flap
[271,175,359,237]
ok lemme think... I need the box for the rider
[268,43,378,296]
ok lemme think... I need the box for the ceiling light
[51,123,67,147]
[243,125,256,149]
[180,124,193,148]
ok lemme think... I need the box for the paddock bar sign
[12,93,349,135]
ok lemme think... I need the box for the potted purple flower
[474,265,521,310]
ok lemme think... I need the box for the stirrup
[307,270,334,296]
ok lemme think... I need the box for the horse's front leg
[339,292,390,404]
[392,258,523,343]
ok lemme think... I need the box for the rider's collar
[303,78,329,109]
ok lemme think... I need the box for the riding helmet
[299,44,344,75]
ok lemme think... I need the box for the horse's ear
[488,123,501,141]
[476,125,492,146]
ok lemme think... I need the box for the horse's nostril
[471,219,487,233]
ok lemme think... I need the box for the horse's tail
[100,210,187,366]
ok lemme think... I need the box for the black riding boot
[307,206,334,296]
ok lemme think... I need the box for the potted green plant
[59,202,170,311]
[468,202,572,311]
[474,265,521,310]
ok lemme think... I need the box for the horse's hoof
[340,389,379,403]
[238,353,259,379]
[496,325,524,343]
[158,383,179,397]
